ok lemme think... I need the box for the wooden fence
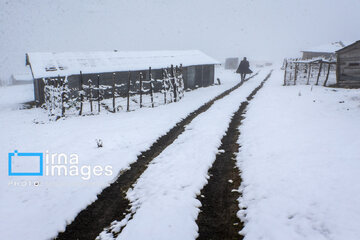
[43,65,185,120]
[283,58,336,86]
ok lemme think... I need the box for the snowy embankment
[0,67,245,240]
[97,70,271,240]
[237,69,360,240]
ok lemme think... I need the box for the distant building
[301,41,347,60]
[26,50,219,105]
[10,74,33,85]
[336,40,360,88]
[224,58,239,69]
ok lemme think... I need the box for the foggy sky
[1,0,360,80]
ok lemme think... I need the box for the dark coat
[236,60,253,74]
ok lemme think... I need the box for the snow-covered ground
[238,70,360,240]
[0,67,246,240]
[97,69,271,240]
[1,67,360,240]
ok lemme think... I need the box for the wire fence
[43,65,185,120]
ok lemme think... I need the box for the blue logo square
[8,150,43,176]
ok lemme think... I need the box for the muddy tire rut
[196,71,272,240]
[54,74,259,240]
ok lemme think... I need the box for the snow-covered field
[1,67,360,240]
[238,70,360,240]
[0,67,246,240]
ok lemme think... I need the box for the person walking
[236,57,253,81]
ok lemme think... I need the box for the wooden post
[97,75,100,113]
[59,75,65,117]
[88,79,93,113]
[79,71,83,116]
[149,67,154,108]
[316,60,323,85]
[323,63,331,86]
[336,55,340,85]
[171,65,177,102]
[139,72,143,108]
[306,63,311,85]
[294,63,298,85]
[162,69,167,104]
[112,73,116,113]
[283,60,288,86]
[127,71,131,111]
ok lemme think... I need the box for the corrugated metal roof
[26,50,219,79]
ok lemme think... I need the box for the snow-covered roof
[11,74,33,81]
[336,40,360,53]
[26,50,219,79]
[302,41,352,53]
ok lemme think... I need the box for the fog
[1,0,360,80]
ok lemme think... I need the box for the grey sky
[1,0,360,80]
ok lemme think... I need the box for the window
[45,66,57,71]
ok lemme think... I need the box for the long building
[301,41,347,60]
[26,50,219,105]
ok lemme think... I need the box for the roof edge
[336,40,360,53]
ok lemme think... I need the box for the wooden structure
[224,58,239,69]
[10,74,33,85]
[283,58,336,86]
[336,40,360,88]
[26,50,219,105]
[301,41,346,60]
[37,65,186,120]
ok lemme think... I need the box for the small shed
[301,41,346,60]
[336,40,360,88]
[224,58,239,69]
[26,50,219,105]
[10,74,33,85]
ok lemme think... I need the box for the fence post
[306,63,311,85]
[88,79,93,113]
[112,73,116,113]
[316,60,323,85]
[171,65,177,102]
[59,75,65,117]
[97,75,100,113]
[162,69,167,104]
[323,63,331,86]
[294,63,298,85]
[127,71,131,112]
[139,72,143,108]
[79,71,83,116]
[283,60,288,86]
[149,67,154,108]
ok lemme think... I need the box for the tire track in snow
[54,73,259,240]
[196,71,272,240]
